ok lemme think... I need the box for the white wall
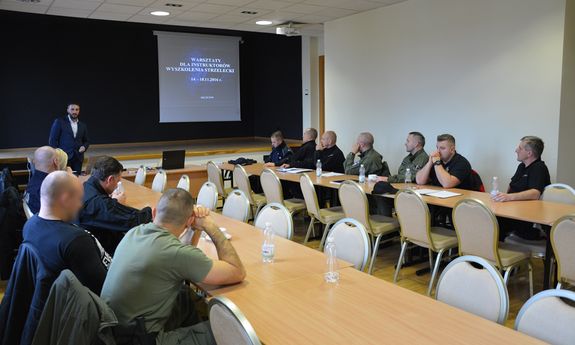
[302,35,322,133]
[325,0,566,189]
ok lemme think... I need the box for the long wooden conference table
[120,178,544,344]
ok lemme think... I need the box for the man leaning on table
[101,188,246,345]
[493,136,551,240]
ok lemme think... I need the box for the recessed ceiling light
[150,10,170,16]
[256,20,273,25]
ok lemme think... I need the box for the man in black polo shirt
[79,156,152,253]
[416,134,475,190]
[282,128,318,169]
[493,136,551,240]
[314,131,345,173]
[23,171,110,294]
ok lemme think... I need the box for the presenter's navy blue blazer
[48,116,89,162]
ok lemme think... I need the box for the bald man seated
[344,132,384,175]
[24,146,71,214]
[23,171,111,294]
[102,189,245,345]
[315,131,345,173]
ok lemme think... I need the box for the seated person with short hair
[101,189,246,345]
[378,131,429,183]
[416,134,475,190]
[315,131,345,173]
[79,156,152,254]
[263,130,292,167]
[23,171,111,294]
[343,132,384,176]
[282,128,318,169]
[25,146,71,214]
[494,136,551,240]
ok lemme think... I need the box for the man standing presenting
[49,103,89,174]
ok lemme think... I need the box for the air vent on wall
[165,3,183,7]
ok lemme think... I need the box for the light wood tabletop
[220,163,575,226]
[220,266,545,345]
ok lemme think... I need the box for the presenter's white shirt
[68,115,78,138]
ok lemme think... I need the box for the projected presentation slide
[155,31,241,123]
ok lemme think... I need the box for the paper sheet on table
[427,191,462,199]
[413,189,439,195]
[321,172,344,177]
[277,168,314,174]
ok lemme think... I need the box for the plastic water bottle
[262,222,275,263]
[114,181,125,194]
[358,164,366,183]
[324,237,340,283]
[316,159,322,177]
[405,168,412,184]
[490,176,499,197]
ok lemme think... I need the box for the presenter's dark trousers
[68,155,83,175]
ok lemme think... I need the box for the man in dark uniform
[48,103,89,174]
[282,128,318,169]
[493,136,551,240]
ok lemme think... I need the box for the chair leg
[557,282,563,290]
[393,241,408,283]
[368,234,383,275]
[527,261,534,297]
[428,248,434,270]
[503,267,512,285]
[427,249,445,297]
[304,217,316,244]
[319,223,335,251]
[254,203,264,218]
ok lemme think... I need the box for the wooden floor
[0,213,568,331]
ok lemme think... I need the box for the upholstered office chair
[299,174,344,248]
[325,218,371,271]
[452,198,533,296]
[394,189,458,296]
[207,161,232,201]
[338,180,399,274]
[209,296,261,345]
[260,169,306,216]
[254,203,293,240]
[436,255,509,325]
[134,167,147,186]
[151,170,167,193]
[176,174,190,192]
[222,189,251,223]
[196,181,219,211]
[551,215,575,289]
[515,289,575,345]
[233,164,266,218]
[22,199,33,220]
[505,183,575,260]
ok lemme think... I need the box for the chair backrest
[260,169,284,205]
[551,215,575,286]
[338,181,371,232]
[222,189,251,223]
[326,218,371,271]
[233,165,255,205]
[176,174,190,192]
[23,199,33,220]
[299,174,321,219]
[515,289,575,345]
[207,161,226,197]
[452,199,501,267]
[542,183,575,205]
[196,182,219,211]
[254,203,293,239]
[151,170,167,193]
[394,189,433,249]
[134,167,146,186]
[436,255,509,325]
[208,296,261,345]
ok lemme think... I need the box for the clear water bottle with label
[405,168,412,184]
[262,222,275,263]
[324,236,340,283]
[316,159,322,177]
[358,164,366,183]
[490,176,499,197]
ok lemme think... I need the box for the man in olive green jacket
[344,132,384,175]
[378,132,429,183]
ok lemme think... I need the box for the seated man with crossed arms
[101,188,246,345]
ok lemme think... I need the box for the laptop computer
[161,150,185,170]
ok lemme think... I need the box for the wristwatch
[434,160,442,166]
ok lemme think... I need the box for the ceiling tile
[128,13,170,22]
[314,6,356,18]
[281,3,324,14]
[104,0,155,6]
[96,3,142,13]
[189,2,234,14]
[303,0,381,11]
[89,10,132,19]
[210,13,249,24]
[137,5,184,15]
[204,0,251,5]
[176,10,218,21]
[148,0,198,10]
[47,6,93,17]
[244,0,290,10]
[0,0,50,13]
[294,13,331,24]
[51,0,102,10]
